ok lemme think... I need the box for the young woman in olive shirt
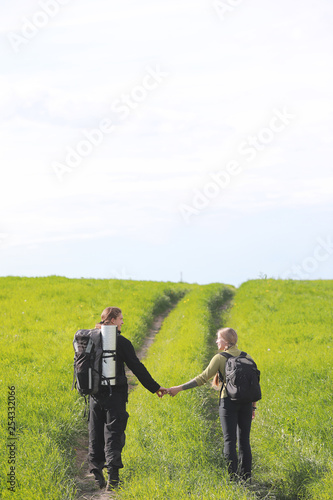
[167,327,258,481]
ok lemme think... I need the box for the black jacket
[97,333,160,396]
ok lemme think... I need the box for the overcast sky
[0,0,332,286]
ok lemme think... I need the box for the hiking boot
[92,469,106,489]
[106,467,120,491]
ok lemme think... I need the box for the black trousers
[88,391,129,473]
[219,397,253,480]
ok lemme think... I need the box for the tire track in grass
[74,305,178,500]
[208,297,277,500]
[117,285,256,500]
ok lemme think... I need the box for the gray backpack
[72,329,103,396]
[219,351,261,403]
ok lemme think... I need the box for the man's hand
[156,387,168,398]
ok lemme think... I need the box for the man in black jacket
[88,306,166,491]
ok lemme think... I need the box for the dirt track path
[74,308,173,499]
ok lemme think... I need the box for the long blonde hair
[212,328,238,387]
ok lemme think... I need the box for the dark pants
[219,397,253,480]
[88,391,129,474]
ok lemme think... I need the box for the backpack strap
[220,352,232,360]
[219,352,232,383]
[71,366,76,391]
[219,352,232,380]
[218,352,232,404]
[83,395,89,420]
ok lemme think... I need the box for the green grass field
[0,276,189,499]
[0,277,332,499]
[229,279,333,499]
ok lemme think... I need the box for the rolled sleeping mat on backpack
[101,325,117,386]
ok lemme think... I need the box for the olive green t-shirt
[194,345,254,398]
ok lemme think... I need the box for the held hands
[166,386,182,397]
[156,387,168,398]
[156,386,183,398]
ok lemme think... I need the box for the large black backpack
[72,329,104,396]
[219,351,261,403]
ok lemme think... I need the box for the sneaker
[92,469,106,489]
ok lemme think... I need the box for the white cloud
[1,0,332,282]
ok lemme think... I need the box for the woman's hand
[167,386,182,397]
